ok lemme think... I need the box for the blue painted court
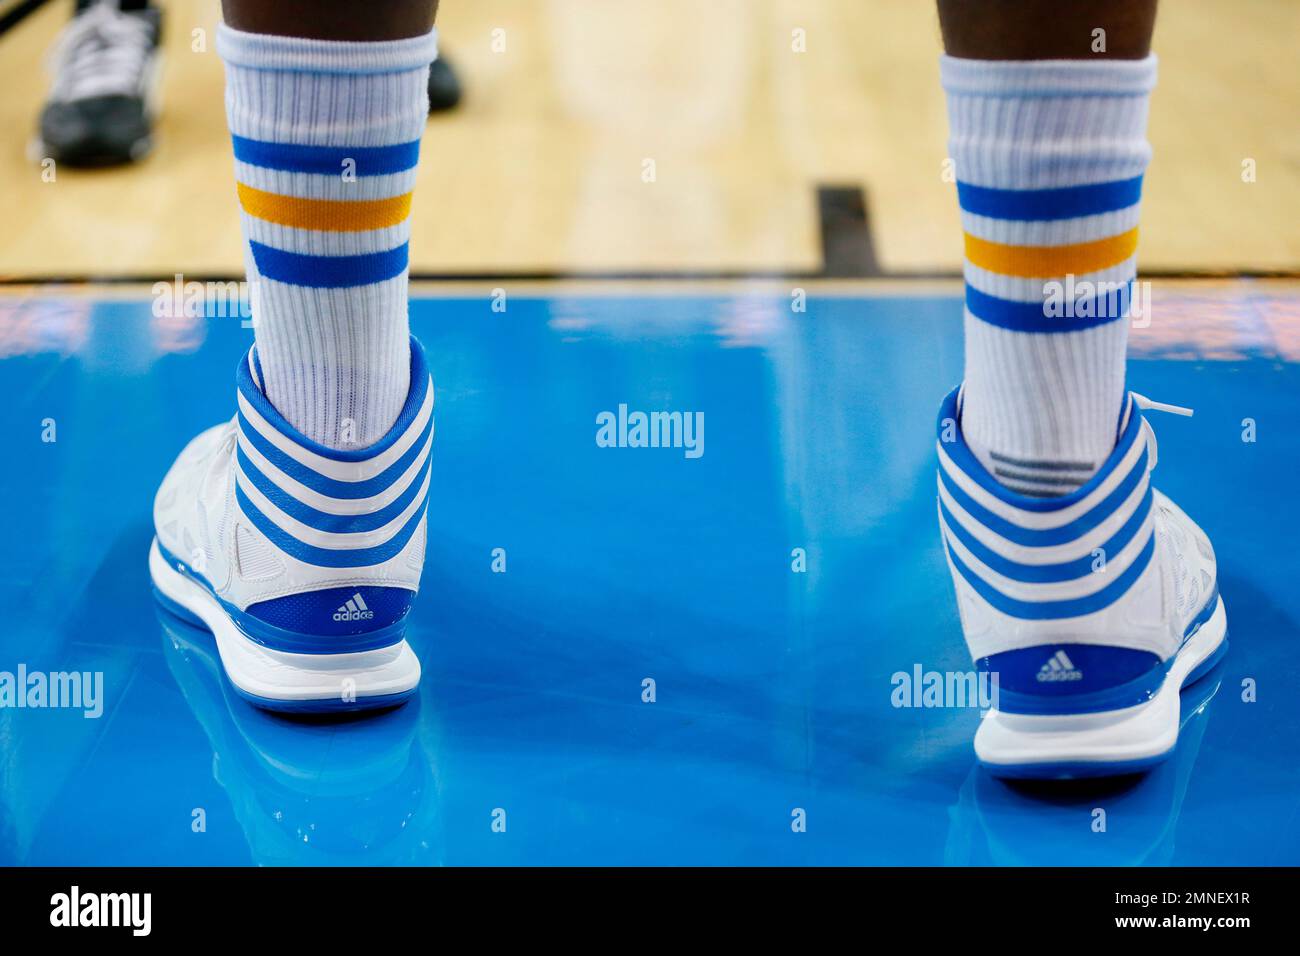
[1,284,1296,865]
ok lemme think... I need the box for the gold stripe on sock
[964,227,1139,279]
[236,184,412,232]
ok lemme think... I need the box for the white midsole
[974,598,1227,767]
[149,539,420,703]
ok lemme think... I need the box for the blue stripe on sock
[965,281,1132,333]
[231,135,420,176]
[957,176,1143,221]
[250,241,408,289]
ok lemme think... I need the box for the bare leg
[937,0,1155,60]
[222,0,438,42]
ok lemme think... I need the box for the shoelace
[1132,392,1194,473]
[47,2,153,103]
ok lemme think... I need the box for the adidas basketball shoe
[149,338,432,712]
[936,387,1228,778]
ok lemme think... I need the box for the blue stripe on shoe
[226,335,434,572]
[939,486,1153,584]
[937,385,1143,514]
[965,281,1133,333]
[956,175,1143,221]
[236,484,429,568]
[938,446,1148,548]
[238,339,432,464]
[236,444,431,534]
[249,241,409,289]
[237,406,434,500]
[231,135,421,176]
[945,532,1156,620]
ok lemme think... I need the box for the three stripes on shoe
[234,340,434,569]
[936,387,1153,620]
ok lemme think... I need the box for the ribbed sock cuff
[939,54,1157,98]
[216,23,438,74]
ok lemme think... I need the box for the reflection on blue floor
[0,288,1297,865]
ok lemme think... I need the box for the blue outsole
[985,753,1170,781]
[980,634,1229,781]
[152,584,417,715]
[229,685,417,714]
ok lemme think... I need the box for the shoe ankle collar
[936,386,1148,517]
[236,335,432,464]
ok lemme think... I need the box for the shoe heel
[979,643,1168,717]
[237,586,416,655]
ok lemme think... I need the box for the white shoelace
[1133,393,1194,418]
[1132,392,1194,473]
[48,2,153,103]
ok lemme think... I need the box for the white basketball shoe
[936,386,1228,778]
[149,337,432,712]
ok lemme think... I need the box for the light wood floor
[1,0,1296,278]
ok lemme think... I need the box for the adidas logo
[333,593,374,622]
[1036,649,1083,682]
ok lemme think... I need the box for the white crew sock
[217,25,436,450]
[941,54,1156,495]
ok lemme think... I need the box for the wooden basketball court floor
[1,1,1299,867]
[0,0,1296,279]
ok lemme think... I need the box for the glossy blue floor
[0,282,1296,865]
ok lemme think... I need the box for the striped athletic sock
[217,25,436,450]
[941,55,1156,496]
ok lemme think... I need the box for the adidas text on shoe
[334,594,375,623]
[936,387,1228,779]
[149,337,432,712]
[1036,650,1083,682]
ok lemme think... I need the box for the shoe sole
[974,597,1228,779]
[149,538,421,713]
[28,134,154,168]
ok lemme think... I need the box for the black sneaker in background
[38,1,162,167]
[427,55,462,113]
